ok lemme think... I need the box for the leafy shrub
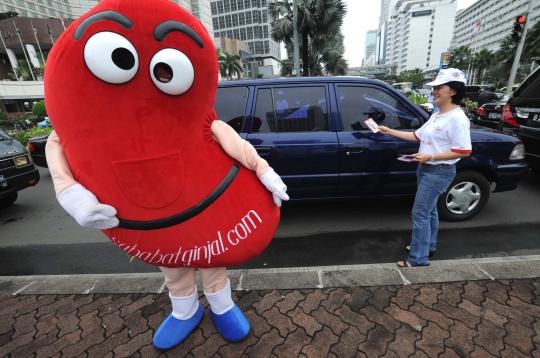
[12,127,53,145]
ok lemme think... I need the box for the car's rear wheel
[438,171,490,221]
[0,191,18,208]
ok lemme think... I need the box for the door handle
[255,146,273,154]
[345,145,365,156]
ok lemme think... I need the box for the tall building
[385,0,456,74]
[189,0,214,35]
[379,0,391,28]
[376,0,393,65]
[453,0,540,53]
[0,1,214,34]
[0,0,99,19]
[172,0,215,35]
[210,0,281,76]
[364,30,377,66]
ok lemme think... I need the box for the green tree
[32,100,47,119]
[15,59,33,81]
[523,20,540,64]
[217,50,243,80]
[399,68,425,89]
[268,0,347,76]
[473,48,493,83]
[448,45,472,70]
[318,33,348,75]
[490,34,518,85]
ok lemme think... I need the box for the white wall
[430,2,456,68]
[0,81,44,100]
[406,13,432,70]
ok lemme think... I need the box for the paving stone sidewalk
[1,278,540,357]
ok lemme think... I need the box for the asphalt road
[1,167,539,275]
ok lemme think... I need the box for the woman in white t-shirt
[379,68,472,267]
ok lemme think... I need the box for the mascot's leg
[201,268,251,342]
[153,267,203,350]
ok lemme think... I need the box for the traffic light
[512,15,527,43]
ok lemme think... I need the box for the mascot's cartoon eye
[150,48,194,95]
[84,32,139,84]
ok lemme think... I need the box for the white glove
[57,183,119,229]
[259,168,289,207]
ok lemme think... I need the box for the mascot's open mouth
[117,164,239,230]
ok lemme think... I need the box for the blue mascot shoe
[153,304,204,350]
[210,304,251,342]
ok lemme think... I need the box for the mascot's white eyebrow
[74,10,133,40]
[153,20,204,48]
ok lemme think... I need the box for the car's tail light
[476,107,486,116]
[27,142,36,153]
[502,103,520,128]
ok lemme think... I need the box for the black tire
[438,170,490,221]
[0,191,17,208]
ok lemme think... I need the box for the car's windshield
[0,129,11,141]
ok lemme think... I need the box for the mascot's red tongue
[44,0,279,268]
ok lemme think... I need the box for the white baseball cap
[426,68,466,87]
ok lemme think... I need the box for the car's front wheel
[438,170,490,221]
[0,191,18,208]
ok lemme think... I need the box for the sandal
[405,245,437,258]
[397,259,430,268]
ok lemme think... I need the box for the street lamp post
[292,0,300,76]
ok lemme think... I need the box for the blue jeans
[408,164,456,265]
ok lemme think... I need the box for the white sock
[204,279,234,315]
[170,287,199,320]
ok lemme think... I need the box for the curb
[2,255,540,295]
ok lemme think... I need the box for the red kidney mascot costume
[44,0,289,350]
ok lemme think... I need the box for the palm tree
[217,50,243,80]
[473,48,493,83]
[318,32,348,75]
[268,0,347,76]
[15,59,33,81]
[448,45,472,71]
[495,35,517,75]
[523,20,540,64]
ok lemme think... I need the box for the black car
[0,129,40,207]
[474,95,509,129]
[499,67,540,171]
[465,85,489,102]
[28,134,49,168]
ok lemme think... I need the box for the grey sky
[343,0,479,67]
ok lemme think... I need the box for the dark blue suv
[215,77,528,221]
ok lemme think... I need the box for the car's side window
[338,86,421,131]
[252,86,329,132]
[253,88,276,132]
[215,86,249,133]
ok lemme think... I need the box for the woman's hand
[379,125,391,135]
[414,153,432,163]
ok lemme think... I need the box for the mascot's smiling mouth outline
[118,164,239,230]
[73,9,233,231]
